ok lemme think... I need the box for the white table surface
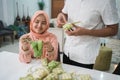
[0,51,120,80]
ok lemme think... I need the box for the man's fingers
[72,24,77,28]
[57,21,65,28]
[65,30,74,36]
[57,13,67,28]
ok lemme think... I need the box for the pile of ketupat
[19,58,92,80]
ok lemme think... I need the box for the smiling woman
[19,10,59,63]
[32,14,47,34]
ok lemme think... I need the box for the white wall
[0,0,120,39]
[14,0,51,18]
[116,0,120,17]
[116,0,120,39]
[0,0,51,26]
[0,0,15,26]
[0,0,4,21]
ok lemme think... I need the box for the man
[57,0,119,69]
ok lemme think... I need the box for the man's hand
[57,13,67,28]
[65,23,118,37]
[65,24,88,36]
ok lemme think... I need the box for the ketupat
[37,40,43,51]
[32,67,49,80]
[19,58,93,80]
[78,74,92,80]
[19,74,34,80]
[43,73,58,80]
[41,58,48,67]
[30,41,37,48]
[63,23,73,31]
[30,40,43,58]
[33,48,40,58]
[60,73,73,80]
[37,40,43,57]
[48,60,60,70]
[63,21,81,31]
[52,67,65,75]
[31,41,39,57]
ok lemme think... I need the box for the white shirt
[62,0,119,64]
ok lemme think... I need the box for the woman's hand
[20,35,31,55]
[44,42,55,60]
[21,41,29,51]
[21,41,30,55]
[44,42,54,52]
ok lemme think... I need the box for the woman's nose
[38,22,42,27]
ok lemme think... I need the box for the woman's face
[32,14,47,34]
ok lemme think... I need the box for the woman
[19,10,58,63]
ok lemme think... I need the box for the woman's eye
[42,21,47,25]
[34,20,47,25]
[35,21,39,24]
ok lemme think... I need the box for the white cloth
[0,51,120,80]
[62,0,119,64]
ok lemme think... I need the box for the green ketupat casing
[19,74,34,80]
[37,40,43,57]
[31,41,37,48]
[30,40,43,58]
[63,23,73,31]
[31,41,39,57]
[63,21,81,31]
[33,47,39,58]
[48,60,60,70]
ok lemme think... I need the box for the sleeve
[101,0,119,25]
[62,0,68,14]
[47,35,58,61]
[18,34,33,63]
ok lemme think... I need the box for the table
[0,51,120,80]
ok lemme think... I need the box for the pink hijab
[19,10,58,63]
[29,10,50,38]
